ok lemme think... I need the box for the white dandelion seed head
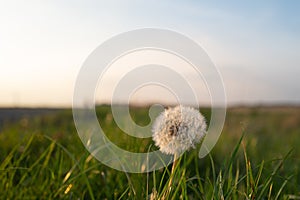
[152,105,207,155]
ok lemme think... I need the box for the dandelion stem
[169,153,178,186]
[164,153,178,198]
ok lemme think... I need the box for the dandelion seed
[152,105,207,155]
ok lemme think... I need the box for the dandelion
[151,105,207,198]
[152,105,207,155]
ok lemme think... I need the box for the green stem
[164,153,178,198]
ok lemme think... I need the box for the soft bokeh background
[1,1,300,198]
[1,0,299,107]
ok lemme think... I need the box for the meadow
[0,106,299,199]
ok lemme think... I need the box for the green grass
[0,106,299,199]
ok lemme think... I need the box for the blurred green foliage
[0,106,299,199]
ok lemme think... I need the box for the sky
[0,0,299,107]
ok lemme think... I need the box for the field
[0,106,299,199]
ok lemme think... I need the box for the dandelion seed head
[152,105,207,155]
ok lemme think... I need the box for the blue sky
[0,0,299,107]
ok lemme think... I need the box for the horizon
[1,102,300,109]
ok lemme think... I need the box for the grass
[0,105,299,199]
